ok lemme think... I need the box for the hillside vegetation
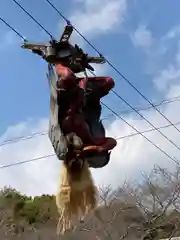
[0,166,180,239]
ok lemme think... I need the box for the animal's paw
[66,132,83,150]
[72,135,83,150]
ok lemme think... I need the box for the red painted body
[55,63,117,153]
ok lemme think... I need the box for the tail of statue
[55,141,98,235]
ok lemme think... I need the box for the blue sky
[1,0,180,195]
[0,0,179,134]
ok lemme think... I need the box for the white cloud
[154,64,180,92]
[0,118,60,196]
[153,41,180,92]
[71,0,126,35]
[130,24,154,50]
[130,23,180,92]
[69,0,127,45]
[1,81,180,196]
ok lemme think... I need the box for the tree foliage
[0,165,180,239]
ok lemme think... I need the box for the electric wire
[43,0,180,135]
[0,16,26,40]
[6,1,180,152]
[89,70,180,152]
[1,92,180,147]
[11,0,53,38]
[0,154,55,169]
[6,0,180,145]
[1,103,179,169]
[1,121,180,148]
[0,10,180,168]
[101,101,180,165]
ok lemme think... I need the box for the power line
[1,94,180,149]
[102,95,180,117]
[1,106,180,169]
[43,0,180,135]
[1,94,180,147]
[0,131,47,147]
[40,0,180,157]
[0,92,180,147]
[1,5,179,168]
[7,1,180,152]
[11,0,53,38]
[0,154,55,169]
[118,95,180,115]
[0,59,179,148]
[101,102,180,165]
[0,16,118,147]
[0,16,26,40]
[112,88,180,151]
[116,121,180,140]
[1,121,180,148]
[43,0,103,54]
[43,0,70,25]
[89,70,180,153]
[0,14,117,125]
